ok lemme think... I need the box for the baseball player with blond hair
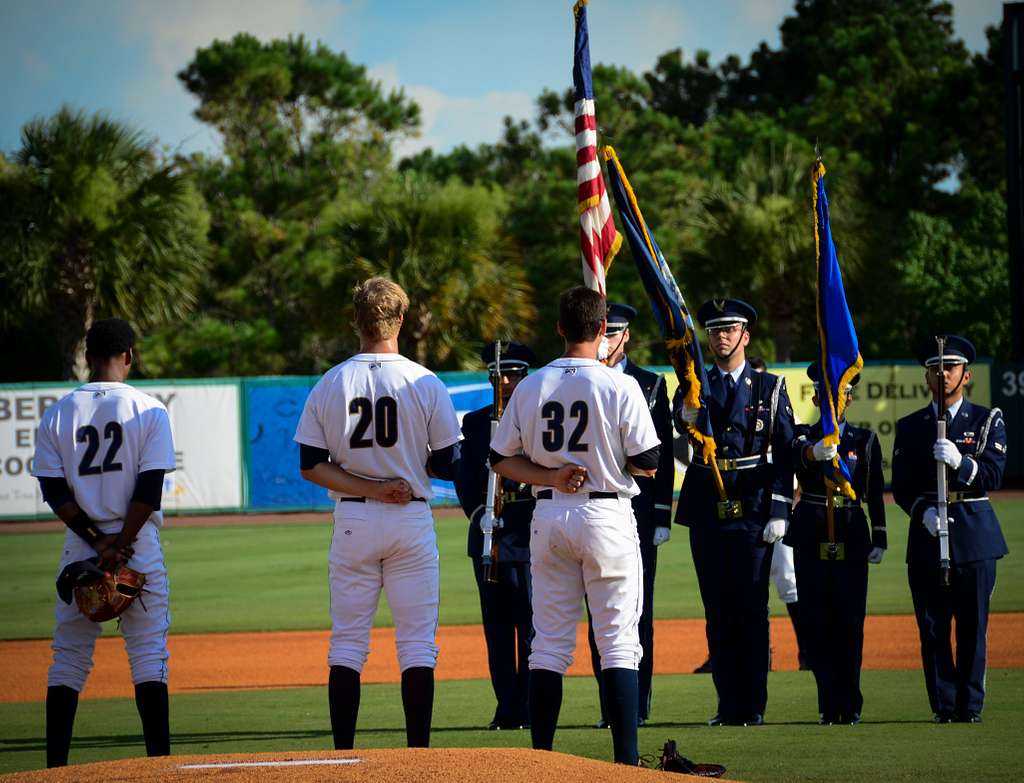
[295,277,462,749]
[32,318,176,767]
[490,286,661,766]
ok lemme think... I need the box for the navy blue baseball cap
[481,341,536,373]
[605,303,637,335]
[806,360,861,388]
[697,298,757,329]
[916,335,976,367]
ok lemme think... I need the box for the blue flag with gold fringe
[813,160,862,499]
[603,146,717,465]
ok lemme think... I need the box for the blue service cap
[605,303,637,335]
[806,360,860,388]
[916,335,976,367]
[481,341,536,372]
[697,298,757,328]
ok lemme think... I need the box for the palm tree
[0,107,208,379]
[329,172,535,368]
[683,143,863,361]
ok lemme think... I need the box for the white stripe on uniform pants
[529,494,643,674]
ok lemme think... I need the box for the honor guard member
[490,287,661,766]
[454,341,537,730]
[31,319,176,767]
[892,335,1008,723]
[295,278,462,749]
[673,298,796,726]
[786,362,886,724]
[584,303,674,728]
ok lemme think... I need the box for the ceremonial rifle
[934,336,952,587]
[480,341,505,584]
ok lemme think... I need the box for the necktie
[724,373,736,410]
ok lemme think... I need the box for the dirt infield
[0,748,736,783]
[3,613,1022,704]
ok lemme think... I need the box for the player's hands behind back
[552,464,587,494]
[94,534,133,570]
[371,479,414,504]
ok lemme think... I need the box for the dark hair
[85,319,135,359]
[748,356,767,372]
[558,286,607,343]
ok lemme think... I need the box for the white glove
[679,406,699,426]
[762,517,788,544]
[597,336,610,361]
[652,526,671,546]
[867,547,885,564]
[922,507,940,537]
[812,439,838,462]
[934,439,962,470]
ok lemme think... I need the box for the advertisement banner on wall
[0,381,243,520]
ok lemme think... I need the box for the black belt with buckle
[338,496,427,503]
[801,492,861,509]
[536,489,619,500]
[923,491,988,504]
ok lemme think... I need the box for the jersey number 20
[349,397,398,448]
[77,423,124,475]
[541,400,589,452]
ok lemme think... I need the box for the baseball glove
[56,558,146,623]
[657,739,727,777]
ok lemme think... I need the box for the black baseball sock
[603,668,639,765]
[329,666,361,749]
[400,667,434,747]
[529,669,563,751]
[134,681,170,757]
[46,685,79,768]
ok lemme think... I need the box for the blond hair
[352,277,409,341]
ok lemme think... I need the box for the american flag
[573,0,620,295]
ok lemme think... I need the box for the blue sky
[0,0,1004,159]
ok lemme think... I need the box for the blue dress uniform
[673,299,796,725]
[585,316,675,725]
[453,342,536,730]
[891,336,1008,723]
[786,365,886,724]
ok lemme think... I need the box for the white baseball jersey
[32,382,176,526]
[492,357,660,497]
[294,353,461,501]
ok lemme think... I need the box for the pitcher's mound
[0,748,737,782]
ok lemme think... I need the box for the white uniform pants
[770,541,798,604]
[328,500,439,673]
[529,495,643,674]
[49,521,170,692]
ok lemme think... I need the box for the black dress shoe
[742,714,764,726]
[708,713,726,726]
[958,713,982,723]
[594,718,609,729]
[839,713,861,725]
[693,658,713,674]
[933,712,956,724]
[488,719,522,730]
[818,714,838,725]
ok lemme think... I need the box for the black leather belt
[801,492,861,509]
[536,489,619,500]
[922,491,988,504]
[337,496,426,503]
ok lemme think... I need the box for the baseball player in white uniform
[294,277,461,750]
[491,287,661,766]
[31,319,176,767]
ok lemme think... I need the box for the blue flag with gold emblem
[813,160,862,499]
[603,146,717,464]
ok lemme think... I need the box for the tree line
[0,0,1009,381]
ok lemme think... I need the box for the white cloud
[368,63,535,158]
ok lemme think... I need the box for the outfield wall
[1,361,1014,520]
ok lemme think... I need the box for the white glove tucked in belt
[867,547,885,564]
[762,517,788,544]
[933,439,962,470]
[652,526,671,546]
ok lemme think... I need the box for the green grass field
[1,501,1022,639]
[1,500,1022,778]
